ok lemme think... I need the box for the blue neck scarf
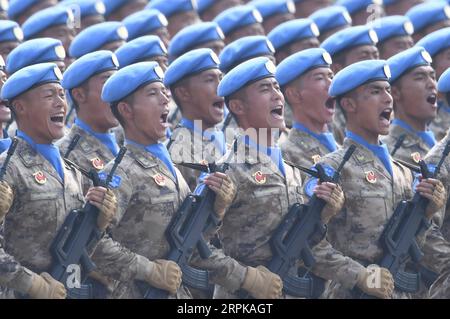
[0,129,11,154]
[293,122,338,152]
[75,118,120,156]
[126,139,178,181]
[180,117,226,155]
[244,135,286,177]
[391,118,436,148]
[346,131,393,176]
[17,130,64,180]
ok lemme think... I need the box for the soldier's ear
[390,85,401,102]
[340,96,356,114]
[228,98,245,116]
[11,99,25,116]
[117,101,133,121]
[71,87,87,105]
[173,85,191,103]
[284,85,301,104]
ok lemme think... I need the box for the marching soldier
[304,59,446,298]
[406,2,450,42]
[0,20,23,62]
[208,56,367,299]
[277,48,338,169]
[0,63,116,299]
[165,48,226,191]
[57,50,121,193]
[417,28,450,141]
[93,61,238,299]
[382,47,437,165]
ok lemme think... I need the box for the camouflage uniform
[0,138,86,297]
[382,122,431,166]
[429,102,450,142]
[280,128,336,169]
[57,124,116,194]
[168,125,224,191]
[308,138,448,298]
[211,142,364,298]
[91,143,244,299]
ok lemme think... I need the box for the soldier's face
[125,82,170,144]
[262,12,295,34]
[226,23,265,44]
[344,45,379,67]
[287,37,320,55]
[184,69,224,129]
[0,69,10,123]
[100,40,126,52]
[294,0,332,18]
[192,40,225,58]
[433,47,450,80]
[0,41,19,62]
[150,27,171,49]
[296,67,335,125]
[241,77,285,131]
[378,35,414,60]
[394,65,438,124]
[39,25,76,54]
[84,70,119,131]
[147,55,169,72]
[385,0,423,15]
[347,80,393,137]
[200,0,242,21]
[16,83,67,143]
[168,11,201,38]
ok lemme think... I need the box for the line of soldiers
[0,0,450,299]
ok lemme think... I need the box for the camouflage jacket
[0,138,85,295]
[330,106,346,146]
[382,122,431,166]
[429,103,450,142]
[56,124,116,194]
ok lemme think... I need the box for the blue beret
[62,50,119,90]
[59,0,106,18]
[321,25,378,57]
[387,46,432,83]
[219,35,275,73]
[416,27,450,57]
[1,63,63,100]
[214,5,263,36]
[169,22,224,59]
[329,59,391,97]
[115,35,167,68]
[8,0,38,20]
[276,48,332,86]
[0,20,23,43]
[6,38,66,74]
[146,0,197,18]
[268,18,320,51]
[164,48,220,87]
[122,9,168,41]
[438,67,450,93]
[309,5,352,34]
[369,16,414,43]
[102,61,164,103]
[249,0,296,19]
[69,22,128,58]
[336,0,382,15]
[218,56,276,97]
[406,2,450,33]
[23,6,75,40]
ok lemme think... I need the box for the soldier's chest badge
[253,171,267,184]
[33,171,47,185]
[365,171,377,184]
[91,157,105,170]
[153,173,166,187]
[311,154,321,164]
[411,152,421,164]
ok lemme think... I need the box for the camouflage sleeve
[90,166,142,282]
[311,239,365,289]
[189,243,247,292]
[420,223,450,274]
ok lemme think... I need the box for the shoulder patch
[98,172,122,188]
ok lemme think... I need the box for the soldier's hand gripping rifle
[266,145,355,298]
[359,139,450,298]
[137,143,236,299]
[49,146,127,299]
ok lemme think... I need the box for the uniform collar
[391,118,436,148]
[292,121,338,152]
[75,118,120,156]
